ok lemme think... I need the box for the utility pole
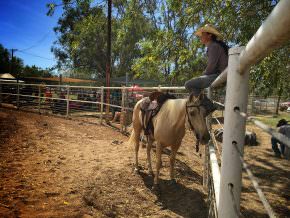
[105,0,112,121]
[10,49,18,80]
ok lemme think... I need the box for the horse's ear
[189,93,197,102]
[199,93,205,101]
[189,93,194,101]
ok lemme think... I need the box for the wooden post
[100,87,104,124]
[105,0,112,121]
[218,46,249,218]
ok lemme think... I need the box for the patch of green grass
[253,112,290,128]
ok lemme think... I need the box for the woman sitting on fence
[271,119,290,158]
[185,24,229,116]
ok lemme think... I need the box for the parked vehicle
[281,101,290,107]
[253,99,275,106]
[280,101,290,111]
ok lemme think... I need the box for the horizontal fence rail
[238,0,290,74]
[0,82,189,131]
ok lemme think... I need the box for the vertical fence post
[38,85,41,114]
[0,83,2,104]
[125,88,129,133]
[251,96,254,114]
[203,141,209,191]
[16,83,20,109]
[206,87,212,129]
[66,85,70,117]
[158,85,161,92]
[218,46,249,218]
[121,86,125,133]
[100,86,104,124]
[203,87,211,191]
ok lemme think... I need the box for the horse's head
[186,94,210,144]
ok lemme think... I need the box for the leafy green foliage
[0,44,23,76]
[47,0,289,99]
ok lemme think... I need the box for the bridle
[186,102,201,131]
[185,98,202,152]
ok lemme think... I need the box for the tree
[0,44,53,78]
[113,0,153,77]
[48,0,153,80]
[0,44,23,77]
[48,0,289,98]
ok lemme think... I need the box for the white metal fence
[0,82,188,130]
[208,0,290,217]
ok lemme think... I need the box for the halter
[185,98,202,152]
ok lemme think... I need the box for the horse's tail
[126,122,133,133]
[128,128,136,146]
[128,99,143,146]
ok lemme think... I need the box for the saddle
[140,91,176,136]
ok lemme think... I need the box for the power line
[18,32,51,52]
[17,50,54,61]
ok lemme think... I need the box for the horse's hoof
[152,184,161,195]
[134,167,140,174]
[169,179,177,186]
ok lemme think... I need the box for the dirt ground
[0,108,289,218]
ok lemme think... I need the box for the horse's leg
[153,141,162,191]
[134,129,141,173]
[169,145,179,185]
[146,137,154,176]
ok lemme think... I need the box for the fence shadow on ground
[241,148,290,217]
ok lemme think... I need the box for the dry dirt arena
[0,108,289,218]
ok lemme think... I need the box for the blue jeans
[271,137,285,155]
[185,74,219,96]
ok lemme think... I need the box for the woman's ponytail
[212,35,229,56]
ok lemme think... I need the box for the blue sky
[0,0,62,69]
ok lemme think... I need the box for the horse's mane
[157,92,176,105]
[149,91,177,106]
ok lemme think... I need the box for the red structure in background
[128,85,144,100]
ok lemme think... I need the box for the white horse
[128,94,210,191]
